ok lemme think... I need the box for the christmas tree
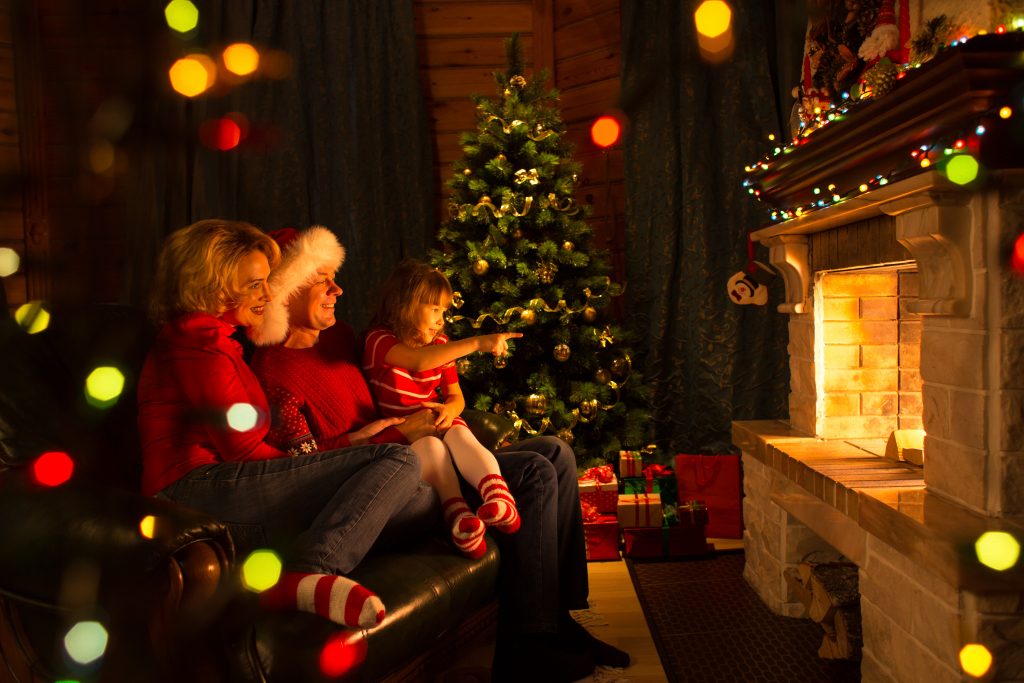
[430,35,651,463]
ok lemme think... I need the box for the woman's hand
[421,401,458,430]
[477,332,523,356]
[348,416,405,445]
[393,409,439,442]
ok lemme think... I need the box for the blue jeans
[157,443,424,575]
[464,436,589,634]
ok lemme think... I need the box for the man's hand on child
[394,409,439,442]
[421,401,457,430]
[349,416,405,444]
[478,332,523,356]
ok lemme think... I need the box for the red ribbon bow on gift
[639,463,674,493]
[579,464,614,484]
[580,500,602,523]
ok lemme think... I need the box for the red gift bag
[674,454,743,539]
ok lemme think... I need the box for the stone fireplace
[734,35,1024,683]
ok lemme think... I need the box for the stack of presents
[579,451,742,561]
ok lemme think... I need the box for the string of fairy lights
[742,26,1023,226]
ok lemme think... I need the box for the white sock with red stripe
[442,497,487,560]
[260,571,385,629]
[476,474,520,534]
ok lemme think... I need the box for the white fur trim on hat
[251,225,346,345]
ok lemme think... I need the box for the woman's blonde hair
[148,219,280,324]
[371,258,453,345]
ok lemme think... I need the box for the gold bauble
[610,357,630,378]
[463,168,472,176]
[562,241,575,251]
[509,75,527,89]
[473,259,490,276]
[537,261,558,284]
[520,308,537,325]
[512,229,523,239]
[556,428,574,445]
[594,368,611,384]
[504,88,511,96]
[553,343,571,362]
[496,154,506,162]
[456,358,473,375]
[579,398,600,418]
[582,306,598,322]
[524,393,549,416]
[493,355,507,369]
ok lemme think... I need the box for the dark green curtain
[621,0,802,454]
[125,0,433,330]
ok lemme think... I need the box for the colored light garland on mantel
[742,25,1024,225]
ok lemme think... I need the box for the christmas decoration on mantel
[430,35,651,461]
[741,6,1024,228]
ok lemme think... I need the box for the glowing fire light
[975,530,1021,571]
[32,451,74,487]
[242,549,282,592]
[168,54,217,98]
[959,643,993,678]
[590,116,621,148]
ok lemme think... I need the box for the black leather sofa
[0,292,514,682]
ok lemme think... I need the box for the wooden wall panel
[0,0,23,312]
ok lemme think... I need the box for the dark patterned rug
[626,552,861,683]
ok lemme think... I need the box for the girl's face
[411,292,450,345]
[220,250,272,329]
[289,269,343,333]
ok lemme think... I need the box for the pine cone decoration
[862,58,898,97]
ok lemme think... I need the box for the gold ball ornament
[582,306,598,322]
[496,154,506,162]
[473,259,490,276]
[493,355,507,369]
[553,343,571,362]
[456,358,473,375]
[555,428,574,445]
[562,241,574,251]
[504,88,511,96]
[579,398,600,419]
[512,229,523,239]
[594,368,610,384]
[463,168,472,176]
[537,261,558,284]
[610,357,630,378]
[520,308,537,325]
[524,393,549,416]
[509,75,527,89]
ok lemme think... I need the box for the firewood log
[808,562,858,624]
[835,607,863,660]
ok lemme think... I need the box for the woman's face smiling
[220,250,272,330]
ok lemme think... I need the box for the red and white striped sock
[476,474,520,534]
[442,497,487,560]
[260,571,385,629]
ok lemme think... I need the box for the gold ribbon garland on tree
[446,285,617,328]
[451,192,578,222]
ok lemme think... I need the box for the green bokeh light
[946,154,980,185]
[242,549,282,592]
[64,621,108,665]
[85,366,125,407]
[975,531,1021,571]
[164,0,198,33]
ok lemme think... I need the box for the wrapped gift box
[618,450,643,478]
[580,474,619,514]
[674,499,710,526]
[584,514,620,561]
[621,473,676,504]
[617,492,663,528]
[622,525,712,558]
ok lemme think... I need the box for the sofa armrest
[462,409,516,451]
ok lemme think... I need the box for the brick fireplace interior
[732,32,1024,683]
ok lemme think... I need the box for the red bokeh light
[32,451,74,487]
[199,116,245,151]
[1012,232,1024,275]
[319,632,367,678]
[591,115,621,148]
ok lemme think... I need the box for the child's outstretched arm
[384,332,522,372]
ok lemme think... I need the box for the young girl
[364,259,523,560]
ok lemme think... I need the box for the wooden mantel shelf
[746,34,1024,218]
[733,419,1024,593]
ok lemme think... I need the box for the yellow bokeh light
[139,515,156,539]
[85,366,125,406]
[975,531,1021,571]
[164,0,199,34]
[223,43,260,76]
[242,549,282,592]
[694,0,732,38]
[0,247,19,277]
[959,643,993,677]
[64,621,108,665]
[227,403,259,431]
[999,106,1013,119]
[168,54,217,98]
[946,154,980,185]
[88,140,115,173]
[14,302,49,334]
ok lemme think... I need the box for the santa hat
[251,225,345,345]
[858,0,900,63]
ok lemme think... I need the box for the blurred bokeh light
[242,549,282,592]
[0,247,19,276]
[164,0,199,34]
[975,530,1021,571]
[15,301,50,334]
[139,515,156,539]
[320,631,368,678]
[959,643,993,678]
[169,54,217,98]
[695,1,732,38]
[32,451,74,487]
[64,621,108,665]
[227,402,260,431]
[85,366,125,408]
[946,154,979,185]
[591,115,621,148]
[223,43,260,76]
[199,117,243,151]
